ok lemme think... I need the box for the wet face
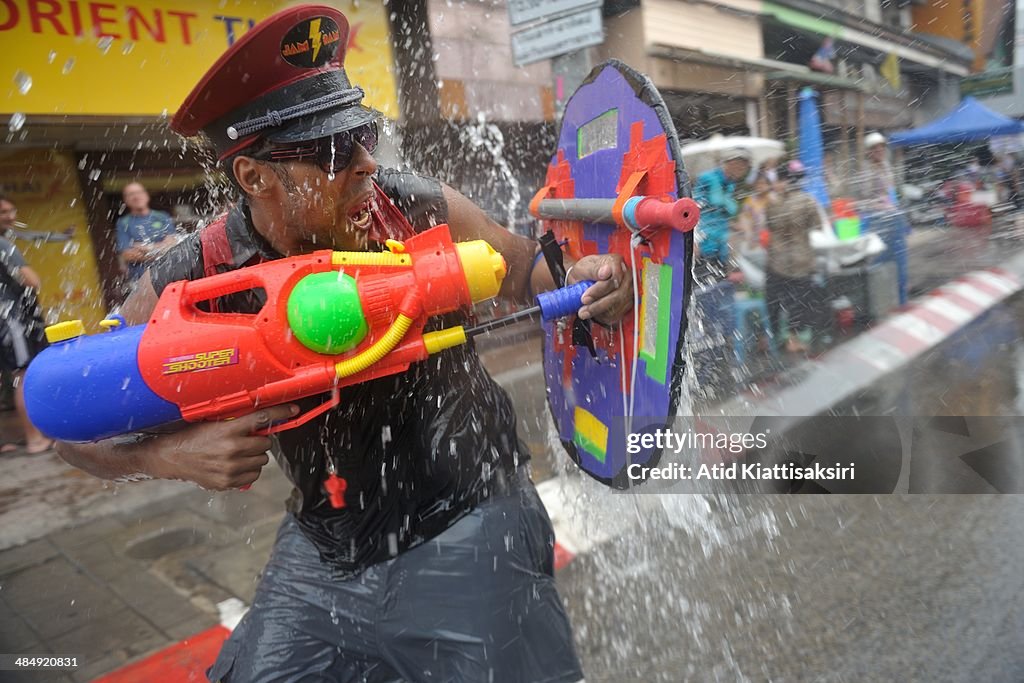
[0,199,15,230]
[123,183,150,213]
[254,141,379,252]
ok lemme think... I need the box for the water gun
[24,224,509,444]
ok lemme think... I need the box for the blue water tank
[25,323,182,442]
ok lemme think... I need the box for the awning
[889,97,1024,146]
[762,1,970,77]
[765,70,870,93]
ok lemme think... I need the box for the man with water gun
[54,5,633,681]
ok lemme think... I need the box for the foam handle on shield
[625,197,701,233]
[537,281,595,321]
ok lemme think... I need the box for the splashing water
[461,113,521,230]
[14,71,32,95]
[328,136,337,182]
[8,113,25,132]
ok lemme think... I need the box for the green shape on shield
[287,272,368,354]
[638,262,673,384]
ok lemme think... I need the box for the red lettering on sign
[0,0,18,32]
[89,2,119,38]
[167,9,196,45]
[28,0,68,35]
[68,0,83,35]
[348,22,362,52]
[126,6,164,43]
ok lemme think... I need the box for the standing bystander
[764,161,821,354]
[693,147,752,276]
[116,182,179,289]
[0,195,52,453]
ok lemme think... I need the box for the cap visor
[266,104,381,144]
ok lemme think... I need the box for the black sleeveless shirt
[149,170,529,574]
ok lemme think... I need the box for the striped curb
[91,600,246,683]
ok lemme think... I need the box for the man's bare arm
[441,186,539,302]
[442,184,634,324]
[120,245,152,264]
[16,264,41,290]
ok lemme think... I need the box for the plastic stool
[733,297,777,365]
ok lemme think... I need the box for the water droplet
[14,71,32,95]
[97,36,114,54]
[122,41,135,55]
[88,168,101,181]
[47,50,57,64]
[8,113,25,133]
[62,58,76,75]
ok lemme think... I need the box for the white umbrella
[680,135,785,179]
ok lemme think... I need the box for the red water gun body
[138,223,506,434]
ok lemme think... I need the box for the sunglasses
[254,122,379,174]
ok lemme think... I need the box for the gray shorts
[208,474,583,683]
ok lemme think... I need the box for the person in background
[693,147,752,276]
[964,155,984,188]
[810,37,836,74]
[0,196,52,454]
[736,173,774,252]
[853,132,898,214]
[997,153,1021,208]
[116,182,178,286]
[1,193,74,245]
[759,156,781,186]
[764,161,821,354]
[822,150,848,199]
[854,131,912,304]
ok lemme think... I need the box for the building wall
[911,0,989,72]
[428,0,554,121]
[643,0,764,62]
[602,0,765,99]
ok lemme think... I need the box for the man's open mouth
[349,198,373,230]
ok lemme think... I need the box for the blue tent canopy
[889,97,1024,147]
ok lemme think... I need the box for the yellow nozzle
[455,240,507,303]
[45,320,85,343]
[423,326,467,354]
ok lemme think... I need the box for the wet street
[3,220,1024,681]
[559,494,1024,682]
